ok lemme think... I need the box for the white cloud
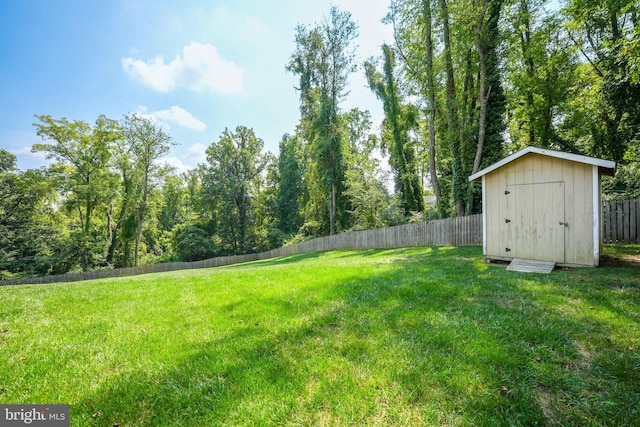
[186,143,207,163]
[122,42,244,94]
[9,145,44,157]
[160,157,193,173]
[136,105,206,131]
[161,143,208,174]
[162,156,192,173]
[0,132,49,170]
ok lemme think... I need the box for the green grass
[1,246,639,426]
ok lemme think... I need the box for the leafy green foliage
[343,109,392,230]
[276,134,304,235]
[32,115,120,271]
[121,113,174,266]
[0,167,69,279]
[0,148,16,172]
[561,0,640,162]
[202,126,270,254]
[603,163,640,200]
[477,0,507,171]
[172,224,218,261]
[504,1,577,151]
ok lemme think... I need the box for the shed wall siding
[484,153,595,266]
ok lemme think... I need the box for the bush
[172,225,218,262]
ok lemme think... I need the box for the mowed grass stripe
[0,246,638,426]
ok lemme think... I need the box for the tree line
[1,0,638,280]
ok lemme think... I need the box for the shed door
[505,181,566,263]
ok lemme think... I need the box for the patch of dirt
[535,385,556,424]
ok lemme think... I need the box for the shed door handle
[559,221,568,227]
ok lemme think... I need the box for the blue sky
[0,0,393,172]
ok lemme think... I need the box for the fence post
[636,197,640,244]
[604,201,610,243]
[630,198,637,244]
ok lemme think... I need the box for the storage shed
[468,146,615,267]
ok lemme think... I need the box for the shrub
[172,225,218,262]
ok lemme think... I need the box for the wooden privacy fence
[1,214,482,286]
[603,197,640,243]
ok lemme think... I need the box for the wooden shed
[468,146,615,267]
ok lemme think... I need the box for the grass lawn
[0,245,639,426]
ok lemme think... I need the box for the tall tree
[563,0,640,162]
[424,0,446,216]
[106,131,137,267]
[287,6,359,234]
[472,0,506,176]
[387,0,442,215]
[504,0,577,151]
[33,115,119,271]
[276,134,304,235]
[202,126,267,253]
[365,44,425,215]
[254,152,281,250]
[343,109,391,230]
[121,114,174,266]
[387,0,482,216]
[437,0,469,216]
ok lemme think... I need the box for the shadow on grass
[227,251,327,269]
[231,246,473,270]
[74,246,639,426]
[601,244,640,268]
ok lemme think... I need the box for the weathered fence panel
[602,197,640,244]
[2,214,482,286]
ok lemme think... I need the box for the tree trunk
[438,0,467,217]
[81,181,93,272]
[134,168,149,266]
[329,183,336,235]
[472,1,490,176]
[519,0,536,145]
[473,78,490,175]
[238,185,248,252]
[106,197,129,266]
[424,0,443,217]
[107,204,113,243]
[134,213,143,266]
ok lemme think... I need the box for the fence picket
[602,198,640,244]
[636,197,640,243]
[631,199,637,243]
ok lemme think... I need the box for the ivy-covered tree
[287,6,359,235]
[365,44,425,216]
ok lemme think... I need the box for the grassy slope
[0,246,639,426]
